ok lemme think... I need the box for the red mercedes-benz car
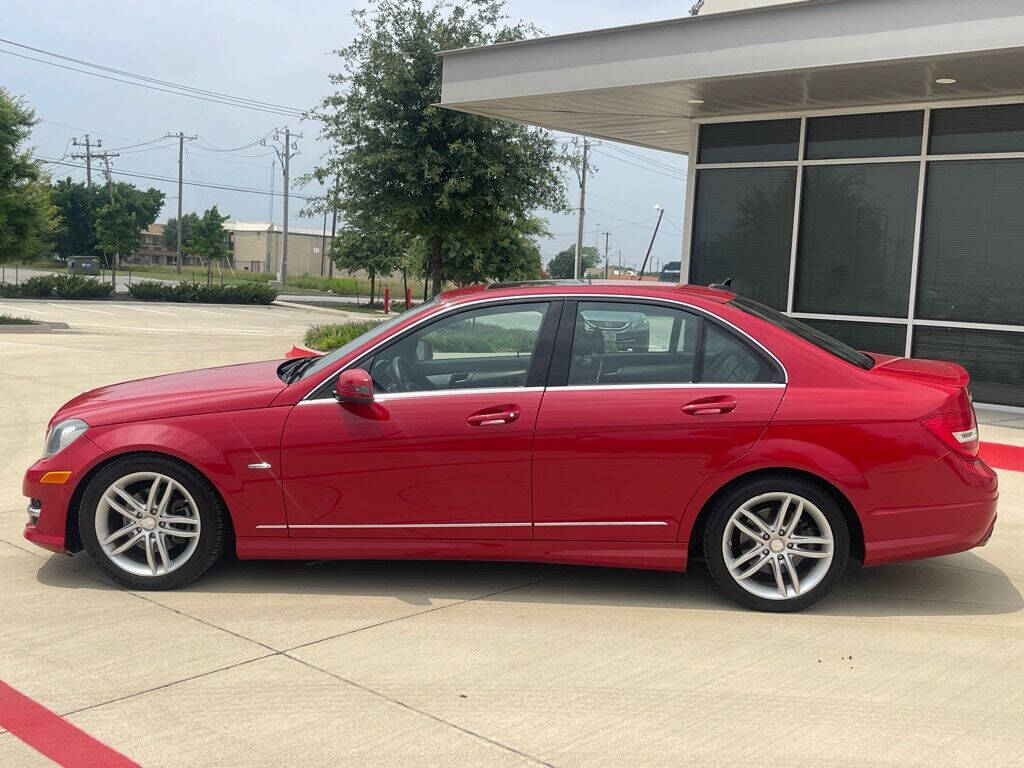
[23,281,997,611]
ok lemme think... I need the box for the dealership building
[439,0,1024,408]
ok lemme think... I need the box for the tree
[162,212,200,253]
[310,0,569,296]
[50,179,107,258]
[331,223,403,304]
[186,206,230,285]
[93,185,165,270]
[446,218,547,286]
[0,88,57,262]
[547,244,600,279]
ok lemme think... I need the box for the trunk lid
[868,353,970,389]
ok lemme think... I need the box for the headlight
[43,419,88,458]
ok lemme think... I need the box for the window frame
[682,97,1024,407]
[308,298,562,400]
[546,298,784,388]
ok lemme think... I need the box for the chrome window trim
[300,292,788,403]
[551,383,785,392]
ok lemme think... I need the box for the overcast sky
[2,0,690,272]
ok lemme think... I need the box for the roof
[226,221,327,237]
[439,0,1024,153]
[439,281,735,305]
[145,223,164,236]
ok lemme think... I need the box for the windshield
[729,296,874,370]
[293,299,439,381]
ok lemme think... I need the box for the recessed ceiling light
[935,77,957,84]
[655,130,668,134]
[688,98,705,105]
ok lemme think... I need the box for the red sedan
[23,281,997,611]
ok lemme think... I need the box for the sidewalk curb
[0,321,70,333]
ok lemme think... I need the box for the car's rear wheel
[79,455,226,589]
[703,476,849,611]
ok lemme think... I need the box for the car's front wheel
[79,455,226,589]
[703,476,849,611]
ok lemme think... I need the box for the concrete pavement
[0,299,1022,767]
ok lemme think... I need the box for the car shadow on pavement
[34,548,1023,618]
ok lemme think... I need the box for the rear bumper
[860,454,998,566]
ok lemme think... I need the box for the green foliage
[0,88,58,262]
[162,212,200,252]
[0,273,113,299]
[126,280,277,304]
[304,321,382,352]
[94,186,165,261]
[547,244,600,279]
[429,323,536,353]
[309,0,569,295]
[186,206,230,285]
[0,313,35,324]
[445,218,546,286]
[50,179,106,258]
[286,274,359,293]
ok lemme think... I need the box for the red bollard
[405,287,412,310]
[383,287,391,314]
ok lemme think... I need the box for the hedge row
[0,274,113,299]
[127,280,278,304]
[303,321,381,352]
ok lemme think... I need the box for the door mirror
[335,369,374,404]
[416,339,434,361]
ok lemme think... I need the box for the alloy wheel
[721,491,834,601]
[94,471,202,578]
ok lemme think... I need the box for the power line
[0,38,304,116]
[40,157,315,200]
[598,142,686,175]
[590,148,686,180]
[0,47,303,117]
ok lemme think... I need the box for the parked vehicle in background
[22,280,996,611]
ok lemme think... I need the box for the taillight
[923,392,979,460]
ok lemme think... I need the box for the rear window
[729,296,875,370]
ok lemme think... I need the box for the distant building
[226,221,333,277]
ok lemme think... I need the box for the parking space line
[47,303,115,315]
[184,307,236,317]
[0,303,46,315]
[117,305,178,316]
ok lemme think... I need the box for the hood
[52,360,288,428]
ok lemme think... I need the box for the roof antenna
[709,277,733,290]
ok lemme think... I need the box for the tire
[78,455,227,590]
[703,475,849,612]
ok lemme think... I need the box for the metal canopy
[438,0,1024,153]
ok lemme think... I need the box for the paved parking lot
[1,299,1022,767]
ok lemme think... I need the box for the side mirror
[416,339,434,361]
[335,369,374,404]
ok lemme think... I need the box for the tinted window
[912,326,1024,407]
[367,303,549,393]
[701,323,777,384]
[698,119,800,163]
[795,163,919,317]
[800,318,907,357]
[568,302,700,386]
[916,159,1024,326]
[731,296,873,370]
[690,167,796,310]
[930,103,1024,155]
[806,111,923,159]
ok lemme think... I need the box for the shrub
[0,314,35,325]
[0,274,113,299]
[429,321,536,353]
[127,281,278,305]
[304,321,381,352]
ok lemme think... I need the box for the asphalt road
[1,299,1022,767]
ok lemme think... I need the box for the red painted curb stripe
[0,681,139,768]
[980,441,1024,473]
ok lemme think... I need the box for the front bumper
[22,434,107,555]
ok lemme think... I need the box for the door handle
[467,405,521,426]
[682,395,737,416]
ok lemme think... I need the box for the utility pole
[166,132,197,274]
[93,151,120,202]
[266,160,275,273]
[573,137,590,280]
[604,231,611,280]
[263,127,301,283]
[638,205,665,280]
[71,135,99,187]
[327,173,339,280]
